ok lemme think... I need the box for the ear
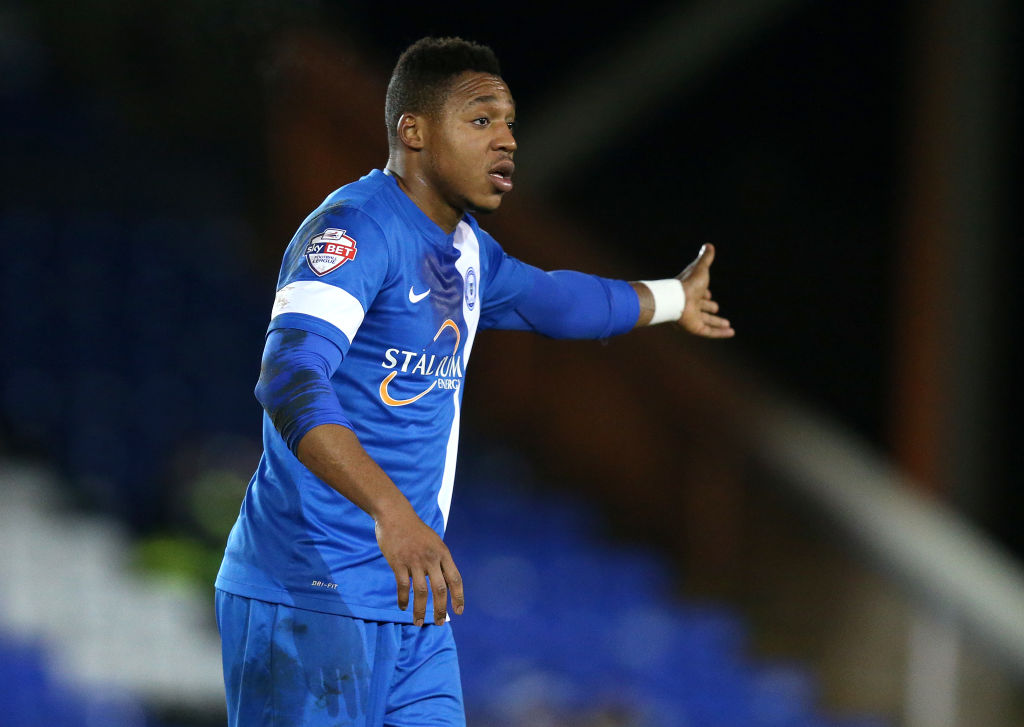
[396,112,425,151]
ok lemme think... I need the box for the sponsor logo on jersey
[305,228,357,276]
[465,267,477,310]
[408,286,431,304]
[379,319,463,406]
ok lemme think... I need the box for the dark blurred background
[1,1,1022,725]
[4,0,1021,548]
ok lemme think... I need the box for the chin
[467,195,504,215]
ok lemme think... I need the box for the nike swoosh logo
[409,286,431,303]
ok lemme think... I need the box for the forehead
[444,72,515,113]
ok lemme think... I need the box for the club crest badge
[305,228,357,276]
[465,267,477,310]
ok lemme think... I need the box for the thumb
[697,243,715,268]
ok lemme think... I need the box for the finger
[411,572,429,626]
[701,316,735,338]
[441,552,465,616]
[702,300,720,314]
[428,562,449,626]
[394,567,410,611]
[703,313,731,329]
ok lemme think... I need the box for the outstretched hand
[677,244,734,338]
[375,507,464,627]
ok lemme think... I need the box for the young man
[215,36,733,727]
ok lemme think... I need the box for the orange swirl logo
[378,319,462,407]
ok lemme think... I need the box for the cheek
[431,131,486,187]
[445,147,480,182]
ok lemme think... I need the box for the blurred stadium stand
[0,459,223,725]
[0,449,897,727]
[2,2,1023,727]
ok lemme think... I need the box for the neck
[385,156,461,234]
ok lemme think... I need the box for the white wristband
[640,279,686,325]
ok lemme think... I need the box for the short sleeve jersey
[216,170,557,621]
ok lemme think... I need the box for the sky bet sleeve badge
[305,228,358,276]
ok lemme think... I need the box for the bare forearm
[629,281,656,327]
[296,423,413,525]
[296,421,463,624]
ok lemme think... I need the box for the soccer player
[215,36,734,727]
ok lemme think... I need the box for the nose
[494,123,517,153]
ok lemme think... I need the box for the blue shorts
[215,590,465,727]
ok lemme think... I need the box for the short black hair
[385,37,502,144]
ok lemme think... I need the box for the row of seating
[0,629,150,727]
[0,468,892,727]
[0,210,268,528]
[443,454,891,726]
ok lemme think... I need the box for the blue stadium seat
[444,468,894,727]
[0,628,151,727]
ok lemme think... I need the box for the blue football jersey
[216,169,637,622]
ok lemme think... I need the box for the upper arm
[269,206,390,354]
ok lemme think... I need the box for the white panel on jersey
[271,280,365,345]
[437,392,460,530]
[453,222,481,361]
[436,222,482,528]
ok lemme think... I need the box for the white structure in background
[0,459,225,717]
[756,398,1024,727]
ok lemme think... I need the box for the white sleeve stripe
[270,281,365,344]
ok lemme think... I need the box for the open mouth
[488,160,515,192]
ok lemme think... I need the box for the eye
[472,117,490,127]
[507,121,517,134]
